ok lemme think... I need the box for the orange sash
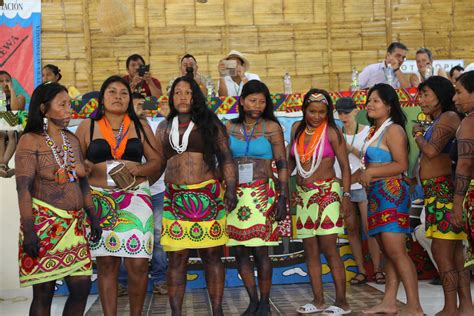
[296,122,326,164]
[97,115,131,160]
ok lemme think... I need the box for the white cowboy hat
[225,50,250,70]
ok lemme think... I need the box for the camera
[138,64,150,77]
[185,66,194,79]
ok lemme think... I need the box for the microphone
[455,100,474,106]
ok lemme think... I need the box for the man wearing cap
[358,42,410,89]
[217,50,261,96]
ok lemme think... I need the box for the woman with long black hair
[75,75,160,316]
[288,89,351,315]
[16,82,101,315]
[155,76,236,316]
[225,80,288,315]
[412,76,470,315]
[359,83,423,315]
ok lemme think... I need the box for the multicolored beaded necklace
[44,129,78,184]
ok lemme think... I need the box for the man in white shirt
[217,50,260,96]
[359,42,410,89]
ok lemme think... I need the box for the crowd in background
[2,42,474,316]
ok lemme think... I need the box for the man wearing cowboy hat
[217,50,260,96]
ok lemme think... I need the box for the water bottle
[0,86,7,111]
[351,67,360,92]
[283,72,292,94]
[424,64,433,80]
[206,77,215,99]
[385,64,394,86]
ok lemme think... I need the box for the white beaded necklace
[294,124,327,179]
[169,116,195,154]
[359,118,393,170]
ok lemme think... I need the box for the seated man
[123,54,162,98]
[167,54,213,96]
[217,50,260,96]
[359,42,410,89]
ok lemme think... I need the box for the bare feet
[362,302,398,314]
[458,306,474,316]
[435,309,459,316]
[400,306,424,316]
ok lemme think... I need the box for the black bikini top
[86,119,144,164]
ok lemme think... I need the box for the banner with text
[0,0,41,106]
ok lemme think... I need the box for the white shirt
[334,125,371,190]
[146,118,165,195]
[359,61,401,89]
[218,72,260,96]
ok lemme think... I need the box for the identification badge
[106,160,121,187]
[238,163,253,184]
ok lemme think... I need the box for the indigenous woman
[226,80,288,315]
[412,76,471,315]
[41,64,62,83]
[75,76,160,316]
[334,97,384,285]
[155,76,236,316]
[289,89,351,315]
[15,82,101,315]
[452,71,474,314]
[359,83,423,315]
[0,70,25,178]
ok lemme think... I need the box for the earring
[43,116,48,131]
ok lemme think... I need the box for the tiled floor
[2,280,473,315]
[86,283,403,315]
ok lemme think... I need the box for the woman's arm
[74,140,102,242]
[215,122,237,211]
[329,127,351,217]
[413,112,459,158]
[126,119,162,179]
[15,133,40,257]
[361,124,408,184]
[268,121,289,221]
[452,118,474,226]
[287,121,300,176]
[8,81,25,110]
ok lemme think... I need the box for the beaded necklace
[44,129,77,184]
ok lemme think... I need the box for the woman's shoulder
[17,132,41,150]
[386,123,406,136]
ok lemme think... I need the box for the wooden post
[81,0,93,91]
[144,0,150,62]
[326,0,334,90]
[385,0,392,44]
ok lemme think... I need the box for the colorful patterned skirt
[423,175,467,240]
[295,178,344,238]
[367,177,411,237]
[89,182,154,258]
[161,179,228,251]
[19,198,92,287]
[227,178,280,247]
[465,179,474,267]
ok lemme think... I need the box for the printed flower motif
[237,206,251,221]
[21,255,38,274]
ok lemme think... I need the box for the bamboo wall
[41,0,474,94]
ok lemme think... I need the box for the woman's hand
[22,219,40,258]
[360,169,373,188]
[124,162,141,177]
[89,215,102,243]
[412,123,425,137]
[341,196,351,219]
[274,194,287,222]
[224,186,237,213]
[450,202,464,228]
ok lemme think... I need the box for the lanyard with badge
[238,119,259,184]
